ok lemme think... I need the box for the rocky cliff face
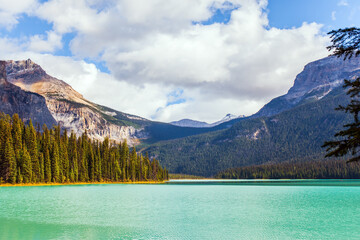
[254,56,360,117]
[0,60,57,127]
[5,59,140,145]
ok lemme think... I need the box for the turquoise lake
[1,179,360,239]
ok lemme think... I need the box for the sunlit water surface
[1,179,360,239]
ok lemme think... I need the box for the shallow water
[1,179,360,239]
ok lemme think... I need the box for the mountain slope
[6,59,150,145]
[144,56,360,176]
[5,59,234,145]
[145,86,349,176]
[253,56,360,118]
[0,60,56,127]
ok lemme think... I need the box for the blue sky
[3,0,359,73]
[267,0,360,31]
[0,0,359,122]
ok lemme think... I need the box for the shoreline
[0,181,167,187]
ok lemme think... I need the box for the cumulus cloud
[0,0,39,30]
[28,31,63,53]
[0,0,330,122]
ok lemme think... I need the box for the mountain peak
[222,113,237,120]
[254,56,360,118]
[0,60,56,127]
[170,113,244,128]
[6,59,47,82]
[5,59,86,103]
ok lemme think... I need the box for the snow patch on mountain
[170,113,245,128]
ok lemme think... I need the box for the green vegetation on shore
[0,113,168,184]
[216,159,360,179]
[169,173,205,179]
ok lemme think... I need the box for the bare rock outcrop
[254,56,360,118]
[0,60,57,127]
[5,59,139,145]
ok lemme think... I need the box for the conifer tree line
[0,113,169,184]
[216,159,360,179]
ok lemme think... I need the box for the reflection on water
[1,180,360,240]
[168,179,360,186]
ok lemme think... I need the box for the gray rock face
[0,61,57,127]
[0,61,7,85]
[5,59,140,145]
[254,56,360,117]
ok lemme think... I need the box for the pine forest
[0,113,168,184]
[216,159,360,179]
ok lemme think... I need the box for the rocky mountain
[253,56,360,117]
[170,119,210,128]
[0,60,56,127]
[5,59,147,145]
[146,82,350,177]
[3,55,358,168]
[3,59,231,145]
[144,56,360,176]
[212,113,245,126]
[170,113,244,128]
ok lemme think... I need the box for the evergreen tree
[26,120,40,182]
[324,27,360,162]
[44,149,51,183]
[11,114,23,167]
[120,140,128,181]
[39,153,45,182]
[50,141,60,182]
[130,147,136,182]
[323,78,360,162]
[138,155,143,181]
[101,137,110,180]
[327,27,360,59]
[4,136,17,183]
[68,132,78,182]
[21,147,32,183]
[88,142,95,182]
[94,143,102,182]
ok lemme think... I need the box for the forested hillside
[145,86,351,177]
[0,113,168,184]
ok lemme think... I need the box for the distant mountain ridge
[170,114,245,128]
[146,81,350,176]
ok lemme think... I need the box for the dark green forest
[0,113,168,184]
[216,159,360,179]
[145,86,351,177]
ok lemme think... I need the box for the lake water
[1,179,360,239]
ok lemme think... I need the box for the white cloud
[0,0,330,122]
[28,31,63,53]
[331,11,336,21]
[0,0,39,30]
[338,0,348,7]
